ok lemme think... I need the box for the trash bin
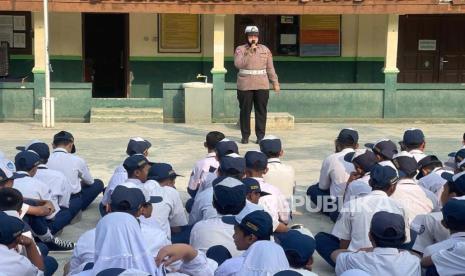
[182,82,213,124]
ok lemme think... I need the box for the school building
[1,0,465,122]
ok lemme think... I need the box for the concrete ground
[1,122,464,276]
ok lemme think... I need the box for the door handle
[440,57,448,71]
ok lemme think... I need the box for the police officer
[234,26,280,144]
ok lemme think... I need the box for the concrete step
[90,108,163,123]
[250,112,295,130]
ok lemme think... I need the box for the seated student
[47,131,104,211]
[68,185,170,275]
[74,212,216,275]
[19,141,76,219]
[274,229,318,276]
[0,212,45,276]
[331,211,421,276]
[421,199,465,276]
[449,149,465,174]
[417,155,450,198]
[189,153,244,225]
[307,128,358,217]
[412,171,465,254]
[216,209,289,275]
[315,165,409,267]
[391,152,435,231]
[102,137,152,214]
[144,163,188,242]
[190,176,248,257]
[196,138,240,194]
[242,177,269,205]
[245,150,290,225]
[364,138,398,168]
[398,128,427,162]
[0,188,59,276]
[14,150,76,234]
[259,135,296,200]
[343,149,377,204]
[0,160,74,251]
[187,131,225,198]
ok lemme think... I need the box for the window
[0,12,32,55]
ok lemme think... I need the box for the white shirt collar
[207,152,216,158]
[16,171,30,176]
[370,190,389,197]
[127,178,143,185]
[341,148,355,154]
[409,149,424,154]
[38,164,48,169]
[450,232,465,239]
[268,158,281,163]
[373,247,400,254]
[53,148,68,153]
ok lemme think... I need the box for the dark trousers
[307,184,340,222]
[171,225,193,244]
[44,255,58,276]
[72,179,104,211]
[237,89,269,141]
[47,208,74,235]
[315,232,340,267]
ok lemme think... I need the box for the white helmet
[245,26,259,35]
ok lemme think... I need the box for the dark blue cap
[0,161,20,183]
[441,172,465,194]
[16,140,50,161]
[0,212,25,245]
[392,152,418,176]
[370,211,405,240]
[234,210,273,239]
[400,128,425,146]
[111,185,161,212]
[215,139,239,158]
[206,245,232,266]
[370,164,400,188]
[122,154,149,172]
[96,268,126,276]
[259,135,282,155]
[53,131,76,153]
[14,150,40,171]
[365,139,398,160]
[337,128,359,144]
[344,149,377,172]
[274,229,316,265]
[417,155,443,179]
[245,151,268,171]
[242,177,269,196]
[213,176,246,210]
[219,154,246,175]
[148,162,181,181]
[274,271,303,276]
[454,149,465,165]
[442,198,465,226]
[126,137,152,156]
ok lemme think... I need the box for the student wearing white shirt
[274,229,318,276]
[391,152,435,249]
[245,150,290,226]
[421,199,465,276]
[47,131,104,211]
[332,211,421,276]
[342,149,377,205]
[0,212,45,276]
[187,131,225,200]
[259,135,296,200]
[102,137,152,215]
[145,163,188,243]
[307,128,358,219]
[417,155,449,198]
[188,149,242,226]
[190,176,248,257]
[398,128,427,162]
[216,209,289,275]
[364,138,398,169]
[315,165,408,267]
[412,171,465,254]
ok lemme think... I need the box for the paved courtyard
[1,122,464,275]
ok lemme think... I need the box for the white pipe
[43,0,52,127]
[50,97,55,127]
[41,97,46,128]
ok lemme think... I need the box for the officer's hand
[273,83,280,94]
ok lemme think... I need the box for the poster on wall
[158,14,201,53]
[299,15,341,57]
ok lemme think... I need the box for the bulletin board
[299,15,341,57]
[158,14,201,53]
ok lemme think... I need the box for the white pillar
[212,14,226,73]
[384,14,400,74]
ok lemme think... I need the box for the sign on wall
[299,15,341,57]
[158,14,201,53]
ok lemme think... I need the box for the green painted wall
[10,56,83,83]
[51,83,92,122]
[0,84,34,120]
[131,57,384,98]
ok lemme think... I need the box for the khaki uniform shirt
[234,44,278,91]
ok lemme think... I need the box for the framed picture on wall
[299,15,341,57]
[158,14,201,53]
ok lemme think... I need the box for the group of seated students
[1,128,464,276]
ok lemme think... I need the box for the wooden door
[438,16,465,83]
[398,15,441,83]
